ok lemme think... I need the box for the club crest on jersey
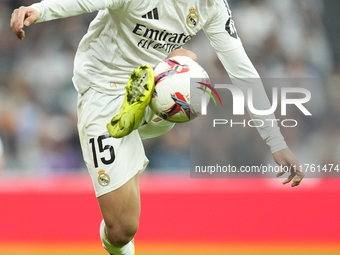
[98,169,110,187]
[186,7,199,28]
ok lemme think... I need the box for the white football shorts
[77,88,149,197]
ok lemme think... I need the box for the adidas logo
[142,8,159,20]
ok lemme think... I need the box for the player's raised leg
[167,48,198,63]
[107,49,198,140]
[107,65,155,138]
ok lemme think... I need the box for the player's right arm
[10,0,129,40]
[10,7,39,40]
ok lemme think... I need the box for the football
[150,56,211,123]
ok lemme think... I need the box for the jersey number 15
[89,134,115,168]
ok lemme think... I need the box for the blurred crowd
[0,0,339,175]
[0,136,3,171]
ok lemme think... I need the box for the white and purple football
[150,56,210,123]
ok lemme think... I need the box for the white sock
[138,117,175,139]
[100,220,135,255]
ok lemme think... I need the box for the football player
[10,1,304,254]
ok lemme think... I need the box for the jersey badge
[98,169,110,187]
[186,7,199,28]
[225,18,238,39]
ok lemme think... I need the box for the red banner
[0,174,339,242]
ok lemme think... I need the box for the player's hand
[10,7,39,40]
[273,148,304,187]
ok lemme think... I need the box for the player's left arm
[273,148,304,187]
[220,47,304,186]
[203,0,304,186]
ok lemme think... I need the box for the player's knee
[106,221,138,247]
[167,49,198,62]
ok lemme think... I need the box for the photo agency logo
[198,82,312,128]
[190,79,317,178]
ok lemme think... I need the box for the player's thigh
[77,88,148,222]
[98,172,140,231]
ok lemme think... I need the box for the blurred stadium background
[1,0,340,254]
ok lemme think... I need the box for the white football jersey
[31,0,242,95]
[31,0,288,153]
